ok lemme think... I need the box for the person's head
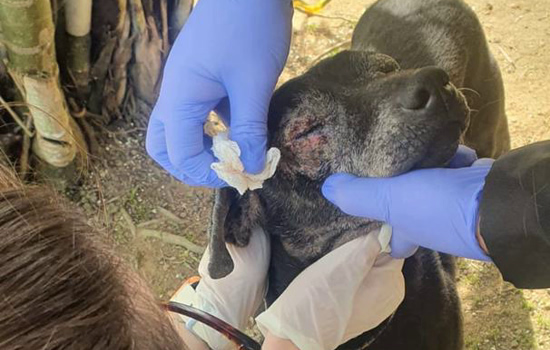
[0,166,187,349]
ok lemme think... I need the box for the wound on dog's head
[271,105,342,180]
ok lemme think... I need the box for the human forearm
[262,332,300,350]
[322,149,493,261]
[180,323,210,350]
[146,0,293,186]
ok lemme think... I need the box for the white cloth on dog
[255,224,405,350]
[211,131,281,195]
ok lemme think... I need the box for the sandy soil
[78,0,550,348]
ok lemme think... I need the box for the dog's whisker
[458,87,481,98]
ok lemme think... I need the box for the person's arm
[171,227,271,350]
[262,332,300,350]
[146,0,293,187]
[322,142,550,289]
[174,317,300,350]
[171,226,301,350]
[322,146,493,261]
[168,315,210,350]
[173,228,403,350]
[478,140,550,289]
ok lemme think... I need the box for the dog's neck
[261,174,380,262]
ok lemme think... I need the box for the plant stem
[65,0,92,97]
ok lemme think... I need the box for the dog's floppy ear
[207,187,265,279]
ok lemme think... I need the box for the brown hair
[0,167,187,350]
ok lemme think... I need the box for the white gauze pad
[211,131,281,195]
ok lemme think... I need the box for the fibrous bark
[129,0,163,106]
[169,0,192,43]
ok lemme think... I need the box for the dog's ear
[207,188,265,279]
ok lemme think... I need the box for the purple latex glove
[146,0,293,187]
[322,146,495,261]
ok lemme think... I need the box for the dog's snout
[397,67,450,111]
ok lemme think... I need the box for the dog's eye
[284,115,325,143]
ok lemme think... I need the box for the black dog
[208,0,510,348]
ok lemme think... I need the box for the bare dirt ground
[78,0,549,348]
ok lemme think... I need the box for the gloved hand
[171,227,270,350]
[146,0,293,187]
[256,231,405,350]
[322,145,495,261]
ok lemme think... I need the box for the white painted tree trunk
[65,0,92,37]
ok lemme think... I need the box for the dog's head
[207,50,470,278]
[269,50,469,181]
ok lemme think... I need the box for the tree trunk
[129,0,163,105]
[0,0,77,168]
[65,0,93,99]
[0,0,200,179]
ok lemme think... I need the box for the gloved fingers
[322,173,393,223]
[472,158,495,167]
[343,255,405,342]
[270,234,381,304]
[214,97,231,123]
[256,234,383,350]
[146,115,203,186]
[197,243,213,279]
[389,231,419,259]
[149,62,229,187]
[227,78,272,174]
[198,227,269,285]
[269,235,380,297]
[195,230,269,333]
[146,114,174,174]
[447,145,478,168]
[161,102,227,187]
[202,134,213,154]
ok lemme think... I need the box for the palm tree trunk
[0,0,76,167]
[129,0,163,105]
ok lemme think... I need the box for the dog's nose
[397,67,450,110]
